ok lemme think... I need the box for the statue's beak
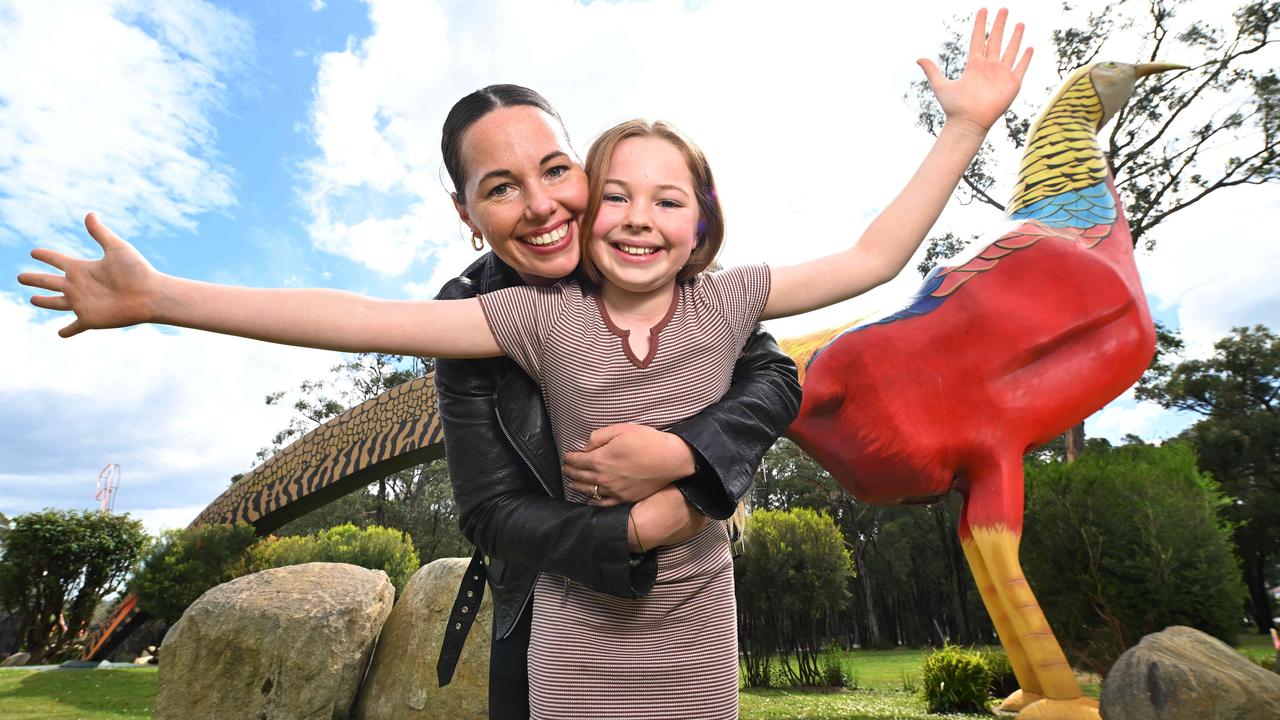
[1135,63,1188,78]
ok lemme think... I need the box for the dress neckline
[593,284,680,370]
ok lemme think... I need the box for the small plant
[920,644,993,713]
[819,646,854,688]
[900,671,919,693]
[1247,654,1280,675]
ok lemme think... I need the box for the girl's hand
[918,7,1033,134]
[628,486,709,552]
[18,213,161,338]
[563,424,696,505]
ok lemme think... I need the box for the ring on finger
[591,484,601,501]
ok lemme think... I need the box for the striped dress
[478,264,771,720]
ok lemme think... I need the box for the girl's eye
[657,199,682,209]
[603,193,626,204]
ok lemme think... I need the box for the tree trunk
[1243,547,1276,633]
[1065,421,1086,463]
[854,541,883,648]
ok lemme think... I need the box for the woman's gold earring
[471,232,485,252]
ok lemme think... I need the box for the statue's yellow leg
[960,536,1043,711]
[968,526,1099,720]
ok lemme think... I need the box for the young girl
[20,9,1029,717]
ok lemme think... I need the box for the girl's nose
[623,203,652,231]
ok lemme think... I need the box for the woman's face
[454,105,587,286]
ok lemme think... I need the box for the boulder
[355,557,492,719]
[0,652,30,667]
[1101,625,1280,720]
[156,562,394,720]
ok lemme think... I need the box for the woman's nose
[523,185,556,220]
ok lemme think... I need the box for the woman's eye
[546,165,570,179]
[488,183,514,198]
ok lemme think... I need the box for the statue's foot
[999,689,1043,712]
[1016,697,1100,720]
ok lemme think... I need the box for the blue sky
[2,0,1277,535]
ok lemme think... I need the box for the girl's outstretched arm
[763,7,1032,321]
[18,213,503,359]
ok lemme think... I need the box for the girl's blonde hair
[578,119,725,285]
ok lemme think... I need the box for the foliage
[128,523,260,626]
[919,644,993,714]
[751,440,991,650]
[0,510,147,663]
[1021,442,1245,674]
[1137,324,1280,631]
[978,648,1018,699]
[821,646,856,688]
[736,508,854,687]
[910,1,1280,252]
[248,523,420,594]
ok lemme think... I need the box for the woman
[431,85,801,718]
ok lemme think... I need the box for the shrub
[979,648,1018,699]
[249,523,420,593]
[1021,442,1245,675]
[920,644,992,713]
[820,646,854,688]
[130,523,260,625]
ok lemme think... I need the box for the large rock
[157,562,395,720]
[1101,625,1280,720]
[1,652,30,667]
[355,557,492,719]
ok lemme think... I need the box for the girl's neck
[599,278,679,326]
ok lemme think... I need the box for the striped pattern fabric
[479,264,771,719]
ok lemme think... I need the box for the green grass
[0,667,155,720]
[742,687,987,719]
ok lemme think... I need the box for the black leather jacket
[435,252,801,640]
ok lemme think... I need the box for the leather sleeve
[668,325,802,519]
[436,355,657,599]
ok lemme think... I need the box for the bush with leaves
[249,523,420,594]
[1021,442,1245,675]
[0,509,147,662]
[921,644,993,713]
[129,523,260,625]
[735,507,854,687]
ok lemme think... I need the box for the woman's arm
[19,213,503,359]
[763,8,1032,321]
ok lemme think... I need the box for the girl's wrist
[941,116,990,140]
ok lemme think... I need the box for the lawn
[1,638,1272,720]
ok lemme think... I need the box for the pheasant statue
[782,61,1182,720]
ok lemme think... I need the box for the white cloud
[0,291,341,519]
[0,0,251,253]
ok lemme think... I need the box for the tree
[1137,324,1280,631]
[0,510,148,662]
[911,1,1280,456]
[258,353,469,562]
[1020,442,1244,674]
[735,508,854,687]
[129,523,260,626]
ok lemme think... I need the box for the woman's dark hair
[441,84,567,204]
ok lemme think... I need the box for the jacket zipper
[493,404,562,636]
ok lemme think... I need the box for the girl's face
[454,105,588,286]
[588,136,700,295]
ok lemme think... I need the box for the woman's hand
[628,485,709,552]
[17,213,161,338]
[563,424,697,505]
[918,7,1033,135]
